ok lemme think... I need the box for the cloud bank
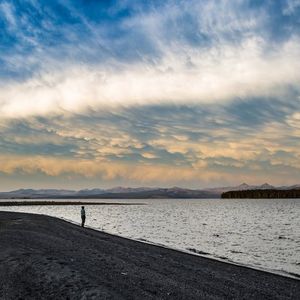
[1,36,300,118]
[1,0,300,118]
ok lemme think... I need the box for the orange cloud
[0,155,218,183]
[0,153,299,187]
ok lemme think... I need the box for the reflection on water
[1,198,299,277]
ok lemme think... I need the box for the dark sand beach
[0,211,299,299]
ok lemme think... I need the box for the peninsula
[222,189,300,199]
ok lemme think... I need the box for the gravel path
[0,211,299,299]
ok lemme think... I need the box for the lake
[1,198,299,278]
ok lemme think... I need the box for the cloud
[0,154,208,183]
[1,98,300,188]
[1,0,300,119]
[283,0,300,15]
[0,2,16,30]
[1,36,300,119]
[0,149,299,188]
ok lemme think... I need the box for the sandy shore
[0,211,299,299]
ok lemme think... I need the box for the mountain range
[0,183,299,199]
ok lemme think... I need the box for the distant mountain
[277,184,300,190]
[75,189,105,196]
[105,187,156,193]
[0,183,298,199]
[80,187,220,199]
[0,187,218,199]
[259,183,275,189]
[206,183,276,193]
[0,189,77,198]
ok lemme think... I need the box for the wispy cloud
[1,36,300,118]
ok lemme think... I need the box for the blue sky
[0,0,300,190]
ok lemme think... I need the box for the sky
[0,0,300,191]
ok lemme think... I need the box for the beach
[0,211,299,299]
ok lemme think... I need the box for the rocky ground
[0,211,299,299]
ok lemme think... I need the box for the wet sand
[0,211,299,299]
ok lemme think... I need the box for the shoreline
[105,231,300,281]
[67,220,299,281]
[1,211,299,299]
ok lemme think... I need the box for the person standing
[81,206,86,227]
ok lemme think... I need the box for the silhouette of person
[81,206,86,227]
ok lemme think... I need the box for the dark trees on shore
[221,189,300,199]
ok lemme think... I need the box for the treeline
[221,189,300,199]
